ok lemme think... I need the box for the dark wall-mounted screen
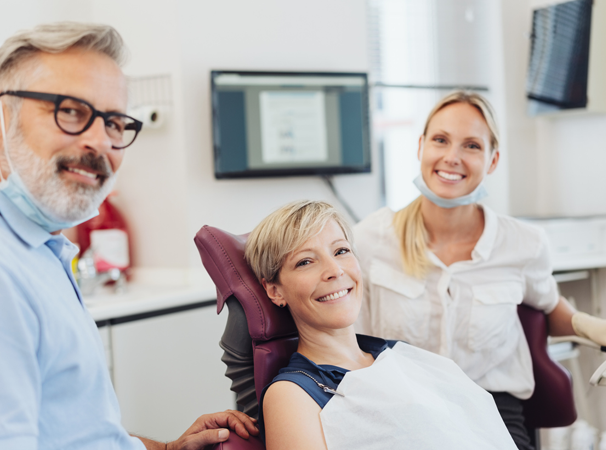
[526,0,592,114]
[211,71,371,179]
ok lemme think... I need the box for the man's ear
[262,279,286,307]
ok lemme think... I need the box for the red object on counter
[76,193,132,274]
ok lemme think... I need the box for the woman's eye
[296,259,311,268]
[335,248,351,256]
[466,142,481,150]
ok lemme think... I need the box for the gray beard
[7,134,116,222]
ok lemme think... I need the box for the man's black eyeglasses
[0,90,143,149]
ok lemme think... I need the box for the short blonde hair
[245,200,352,284]
[395,91,500,278]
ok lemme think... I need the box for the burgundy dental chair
[194,225,577,450]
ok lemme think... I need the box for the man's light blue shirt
[0,191,144,450]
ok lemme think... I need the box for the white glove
[572,312,606,347]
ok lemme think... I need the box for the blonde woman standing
[353,91,606,450]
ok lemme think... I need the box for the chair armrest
[549,335,600,349]
[210,434,265,450]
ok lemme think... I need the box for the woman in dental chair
[245,200,519,450]
[352,91,606,450]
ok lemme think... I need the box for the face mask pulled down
[0,100,107,232]
[413,142,489,209]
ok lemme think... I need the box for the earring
[279,303,285,308]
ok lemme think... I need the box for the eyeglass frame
[0,90,143,149]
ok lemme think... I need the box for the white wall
[500,0,606,218]
[0,0,92,37]
[91,1,191,271]
[500,0,541,217]
[535,114,606,216]
[433,0,510,215]
[91,0,379,271]
[175,0,378,267]
[0,0,379,274]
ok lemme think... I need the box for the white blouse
[353,206,559,399]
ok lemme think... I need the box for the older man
[0,23,257,450]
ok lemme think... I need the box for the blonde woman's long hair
[394,91,500,278]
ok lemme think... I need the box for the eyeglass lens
[56,97,138,148]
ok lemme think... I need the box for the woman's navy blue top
[258,334,398,438]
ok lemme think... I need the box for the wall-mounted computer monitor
[211,71,371,179]
[526,0,593,115]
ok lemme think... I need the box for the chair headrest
[194,225,297,341]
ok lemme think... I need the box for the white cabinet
[105,304,234,442]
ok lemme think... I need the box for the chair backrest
[194,225,298,417]
[517,303,577,429]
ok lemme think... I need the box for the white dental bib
[320,342,517,450]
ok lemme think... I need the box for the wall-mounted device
[211,71,371,179]
[526,0,606,115]
[127,74,172,130]
[129,105,166,129]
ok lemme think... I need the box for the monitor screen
[526,0,592,114]
[211,71,371,179]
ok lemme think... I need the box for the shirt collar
[0,191,51,249]
[472,204,498,262]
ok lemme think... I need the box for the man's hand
[166,410,259,450]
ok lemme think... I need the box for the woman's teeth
[317,289,349,302]
[67,167,97,179]
[437,171,463,181]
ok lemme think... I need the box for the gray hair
[0,22,127,91]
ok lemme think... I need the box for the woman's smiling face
[418,102,499,200]
[262,219,362,333]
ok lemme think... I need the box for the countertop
[84,272,218,322]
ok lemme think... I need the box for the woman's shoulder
[354,206,394,235]
[259,355,328,442]
[269,354,343,409]
[483,206,547,251]
[353,207,397,258]
[262,379,326,449]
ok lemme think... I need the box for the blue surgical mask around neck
[413,174,488,209]
[0,100,98,233]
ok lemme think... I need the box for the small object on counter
[91,228,129,272]
[77,249,127,296]
[77,248,98,296]
[76,192,132,282]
